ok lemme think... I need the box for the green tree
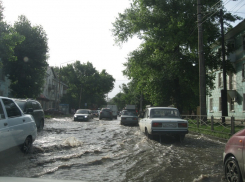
[1,15,48,98]
[0,1,24,73]
[59,61,115,109]
[112,0,241,113]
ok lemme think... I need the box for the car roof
[148,107,177,110]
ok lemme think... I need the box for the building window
[218,72,223,87]
[228,73,236,90]
[219,97,222,111]
[209,98,213,112]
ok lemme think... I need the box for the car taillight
[178,123,187,127]
[152,122,162,127]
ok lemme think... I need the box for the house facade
[37,66,68,110]
[0,65,67,111]
[207,20,245,119]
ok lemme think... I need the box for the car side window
[2,99,22,118]
[0,101,6,120]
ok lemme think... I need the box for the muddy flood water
[0,117,228,182]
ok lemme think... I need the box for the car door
[0,99,11,151]
[2,98,27,147]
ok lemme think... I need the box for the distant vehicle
[223,129,245,182]
[0,97,37,153]
[91,110,99,117]
[74,109,93,121]
[120,110,138,125]
[44,108,64,115]
[99,108,113,120]
[107,105,118,119]
[14,98,45,131]
[138,107,188,142]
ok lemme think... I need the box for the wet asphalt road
[0,117,227,182]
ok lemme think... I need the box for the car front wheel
[224,156,242,182]
[22,136,32,154]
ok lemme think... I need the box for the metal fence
[181,115,245,138]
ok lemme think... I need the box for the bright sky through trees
[1,0,245,98]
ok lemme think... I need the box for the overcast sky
[1,0,245,98]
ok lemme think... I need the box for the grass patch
[187,119,245,139]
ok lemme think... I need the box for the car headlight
[85,116,87,118]
[74,115,77,118]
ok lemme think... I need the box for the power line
[229,0,244,12]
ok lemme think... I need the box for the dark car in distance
[99,108,113,120]
[74,109,93,121]
[120,110,138,126]
[14,98,45,131]
[223,129,245,182]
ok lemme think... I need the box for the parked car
[74,109,93,121]
[14,99,45,131]
[0,97,37,153]
[223,129,245,182]
[44,108,64,115]
[99,108,113,120]
[120,110,138,125]
[138,107,188,142]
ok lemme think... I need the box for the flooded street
[0,117,227,182]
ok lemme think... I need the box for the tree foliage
[59,61,115,109]
[1,15,49,98]
[112,0,241,113]
[0,1,24,72]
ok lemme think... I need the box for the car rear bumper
[151,130,189,135]
[121,120,138,125]
[74,117,88,121]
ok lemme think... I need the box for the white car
[0,97,37,153]
[139,107,188,142]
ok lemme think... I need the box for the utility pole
[197,0,207,117]
[220,8,228,123]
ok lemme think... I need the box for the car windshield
[150,109,180,118]
[122,110,137,116]
[76,110,89,114]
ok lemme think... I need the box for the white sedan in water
[139,107,188,142]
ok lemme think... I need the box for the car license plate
[162,123,177,128]
[78,116,84,119]
[126,118,131,120]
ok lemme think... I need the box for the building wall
[207,21,245,119]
